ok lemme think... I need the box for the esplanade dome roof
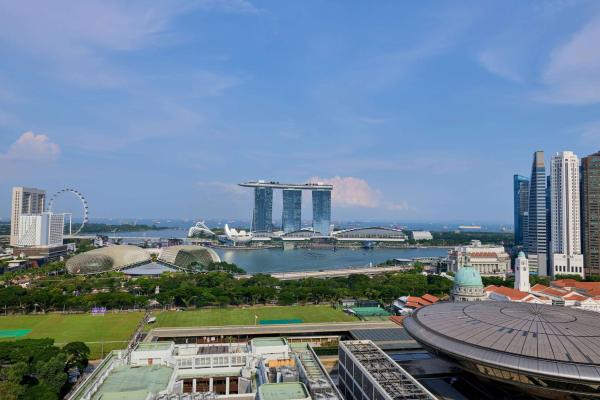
[454,265,483,288]
[157,245,221,270]
[66,245,151,275]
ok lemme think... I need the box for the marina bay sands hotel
[239,181,333,236]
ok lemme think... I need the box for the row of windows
[176,355,246,369]
[554,265,582,273]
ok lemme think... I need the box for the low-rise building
[338,340,436,400]
[448,240,510,277]
[485,285,543,303]
[69,337,344,400]
[392,294,439,315]
[410,231,433,241]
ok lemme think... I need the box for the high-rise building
[252,187,273,232]
[550,151,584,277]
[312,189,331,236]
[582,151,600,277]
[513,175,529,246]
[10,187,46,246]
[525,151,548,275]
[281,189,301,233]
[514,251,531,292]
[546,175,552,275]
[17,212,64,247]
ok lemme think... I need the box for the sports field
[150,305,357,328]
[0,312,144,359]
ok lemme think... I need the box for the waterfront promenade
[235,264,414,280]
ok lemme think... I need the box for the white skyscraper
[514,251,530,292]
[550,151,584,277]
[17,212,64,247]
[10,187,46,246]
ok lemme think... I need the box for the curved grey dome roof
[158,245,221,270]
[66,245,151,275]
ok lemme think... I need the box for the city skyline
[3,1,600,221]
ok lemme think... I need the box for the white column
[209,378,213,392]
[226,377,230,395]
[192,378,196,393]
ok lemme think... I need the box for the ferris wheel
[47,188,89,235]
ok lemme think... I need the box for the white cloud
[1,131,61,161]
[538,15,600,104]
[478,49,525,83]
[309,176,381,208]
[0,1,258,88]
[307,176,408,211]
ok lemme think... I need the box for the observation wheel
[47,188,89,235]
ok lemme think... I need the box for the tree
[0,381,24,400]
[62,342,90,373]
[35,354,67,394]
[6,361,28,383]
[22,383,58,400]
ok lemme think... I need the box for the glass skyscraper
[312,190,331,236]
[252,187,273,232]
[525,151,548,276]
[581,152,600,276]
[282,189,302,233]
[513,175,529,246]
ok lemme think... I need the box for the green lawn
[150,305,357,328]
[0,312,144,359]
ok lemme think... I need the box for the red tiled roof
[421,294,439,303]
[531,283,549,291]
[486,285,530,300]
[542,287,570,297]
[525,297,537,302]
[389,316,405,326]
[552,279,579,288]
[574,282,600,290]
[563,293,588,301]
[586,288,600,297]
[405,301,422,308]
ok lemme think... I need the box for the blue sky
[1,0,600,223]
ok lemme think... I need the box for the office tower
[10,187,46,246]
[524,151,547,275]
[252,187,273,232]
[550,151,584,277]
[582,151,600,277]
[17,212,64,247]
[546,175,552,275]
[312,189,331,236]
[513,175,530,245]
[514,252,531,292]
[282,189,301,233]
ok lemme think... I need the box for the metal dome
[157,245,221,270]
[66,245,151,275]
[454,265,483,288]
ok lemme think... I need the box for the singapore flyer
[47,188,89,236]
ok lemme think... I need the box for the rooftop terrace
[91,365,173,400]
[258,382,310,400]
